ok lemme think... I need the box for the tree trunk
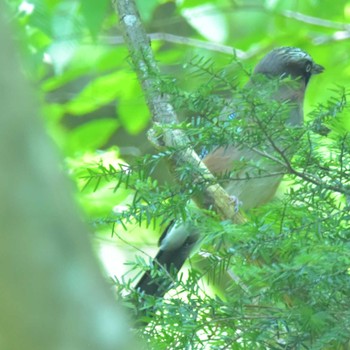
[0,3,133,349]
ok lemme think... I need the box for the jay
[136,47,324,297]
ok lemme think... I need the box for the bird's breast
[203,146,285,210]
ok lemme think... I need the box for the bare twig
[313,31,350,45]
[101,33,258,58]
[282,10,350,30]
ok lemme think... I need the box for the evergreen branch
[113,0,245,223]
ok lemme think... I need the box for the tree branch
[282,10,350,30]
[101,33,258,58]
[113,0,245,223]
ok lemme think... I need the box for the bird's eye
[305,62,312,72]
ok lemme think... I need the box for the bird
[135,47,324,297]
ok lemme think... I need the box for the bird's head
[251,47,324,125]
[254,46,324,86]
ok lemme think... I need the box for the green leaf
[42,47,127,92]
[65,118,119,154]
[64,71,133,115]
[115,74,150,134]
[80,0,109,38]
[135,0,159,22]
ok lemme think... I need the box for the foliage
[7,0,350,349]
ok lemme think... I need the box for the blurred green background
[7,0,350,276]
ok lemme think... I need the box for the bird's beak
[312,63,324,75]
